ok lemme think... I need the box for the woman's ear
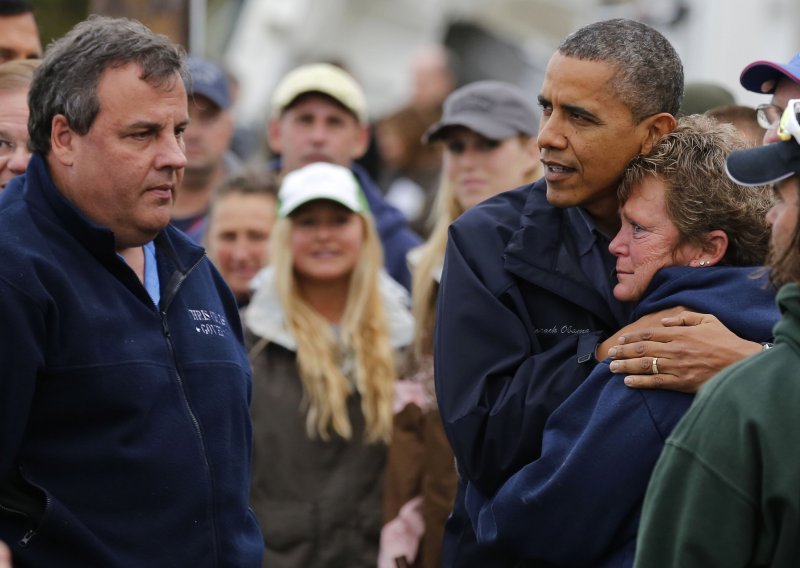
[689,229,729,267]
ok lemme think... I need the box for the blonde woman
[380,81,541,568]
[245,162,413,567]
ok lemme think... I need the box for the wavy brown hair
[619,115,773,266]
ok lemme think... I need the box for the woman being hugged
[465,115,778,566]
[246,162,413,567]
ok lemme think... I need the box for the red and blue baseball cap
[740,52,800,94]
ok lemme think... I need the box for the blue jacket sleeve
[465,362,692,565]
[434,223,603,493]
[0,278,46,478]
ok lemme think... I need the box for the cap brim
[423,113,518,143]
[740,61,800,94]
[189,89,227,111]
[726,141,800,186]
[280,191,362,217]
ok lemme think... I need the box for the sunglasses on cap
[777,99,800,144]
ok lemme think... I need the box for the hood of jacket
[635,265,776,341]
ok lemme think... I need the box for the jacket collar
[24,153,205,273]
[503,180,621,329]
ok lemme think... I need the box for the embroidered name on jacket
[535,325,591,335]
[187,308,229,337]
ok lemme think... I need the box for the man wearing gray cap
[171,55,238,243]
[740,52,800,144]
[635,100,800,568]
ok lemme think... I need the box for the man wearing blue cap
[740,52,800,144]
[171,55,239,243]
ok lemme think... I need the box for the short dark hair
[27,15,187,155]
[0,0,34,16]
[214,166,279,203]
[558,18,684,121]
[705,104,765,147]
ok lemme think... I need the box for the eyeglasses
[776,99,800,144]
[756,103,784,130]
[0,138,19,159]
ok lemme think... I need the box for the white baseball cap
[278,162,367,217]
[271,63,367,123]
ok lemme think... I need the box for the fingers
[660,310,718,328]
[621,372,700,393]
[621,373,668,390]
[609,356,704,394]
[608,341,661,360]
[609,356,657,376]
[0,541,11,568]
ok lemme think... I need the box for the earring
[698,260,708,267]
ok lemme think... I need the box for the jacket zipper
[159,256,220,567]
[0,474,51,547]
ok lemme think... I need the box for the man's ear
[267,118,283,155]
[350,122,370,161]
[50,114,75,166]
[640,113,677,156]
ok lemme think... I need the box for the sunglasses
[777,99,800,144]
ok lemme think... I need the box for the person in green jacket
[635,99,800,567]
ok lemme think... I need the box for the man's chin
[545,184,577,208]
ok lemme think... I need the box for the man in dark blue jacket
[267,62,421,290]
[0,16,263,566]
[435,19,767,567]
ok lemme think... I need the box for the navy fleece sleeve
[465,363,692,564]
[434,223,602,493]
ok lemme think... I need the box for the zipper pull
[161,312,170,337]
[19,529,35,547]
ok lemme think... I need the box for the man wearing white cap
[267,63,421,290]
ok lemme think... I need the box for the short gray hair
[558,19,684,121]
[28,15,187,155]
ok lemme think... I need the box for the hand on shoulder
[605,310,761,393]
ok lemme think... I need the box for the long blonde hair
[270,210,396,443]
[411,134,541,358]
